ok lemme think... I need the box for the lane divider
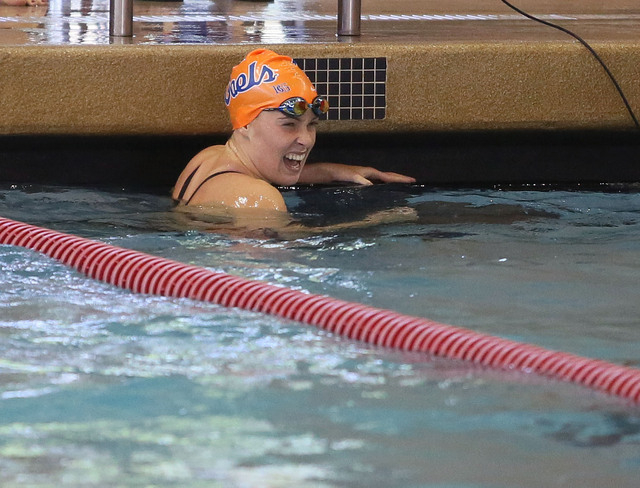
[1,216,639,403]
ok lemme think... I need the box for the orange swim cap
[224,49,319,130]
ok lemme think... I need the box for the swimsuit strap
[176,166,199,201]
[185,170,242,205]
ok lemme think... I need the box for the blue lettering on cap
[224,61,279,106]
[273,83,291,94]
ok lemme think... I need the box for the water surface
[1,184,639,487]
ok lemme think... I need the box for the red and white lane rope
[2,216,639,403]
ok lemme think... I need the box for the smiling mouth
[283,152,306,170]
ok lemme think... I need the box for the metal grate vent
[294,57,387,121]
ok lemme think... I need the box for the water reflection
[2,0,334,45]
[137,0,325,44]
[0,4,49,44]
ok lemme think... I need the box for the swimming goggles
[265,97,329,117]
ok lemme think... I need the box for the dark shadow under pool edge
[1,130,639,190]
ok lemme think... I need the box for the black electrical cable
[500,0,640,130]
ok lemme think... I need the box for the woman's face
[242,109,318,186]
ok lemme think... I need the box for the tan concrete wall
[1,41,638,136]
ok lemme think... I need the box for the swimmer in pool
[172,49,415,231]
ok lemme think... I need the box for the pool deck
[1,0,639,185]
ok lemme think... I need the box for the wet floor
[0,0,639,46]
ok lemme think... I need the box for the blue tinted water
[1,184,640,487]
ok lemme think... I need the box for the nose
[296,124,316,148]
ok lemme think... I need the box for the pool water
[1,183,639,487]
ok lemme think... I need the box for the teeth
[285,153,305,161]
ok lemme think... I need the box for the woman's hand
[299,163,416,186]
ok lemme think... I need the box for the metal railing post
[110,0,133,37]
[337,0,361,36]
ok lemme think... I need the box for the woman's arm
[298,163,416,186]
[178,202,417,240]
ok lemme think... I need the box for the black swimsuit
[177,168,241,205]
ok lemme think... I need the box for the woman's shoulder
[191,144,226,164]
[189,172,287,212]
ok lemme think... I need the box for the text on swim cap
[224,61,278,105]
[273,83,291,94]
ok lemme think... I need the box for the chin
[276,175,301,187]
[276,163,304,186]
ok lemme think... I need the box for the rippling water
[1,184,639,487]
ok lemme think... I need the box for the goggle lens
[312,97,330,116]
[291,99,308,116]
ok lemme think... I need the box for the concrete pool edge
[1,41,639,136]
